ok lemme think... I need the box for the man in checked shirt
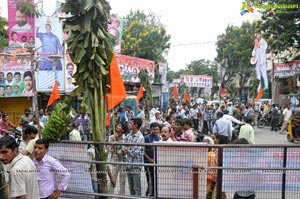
[122,118,144,196]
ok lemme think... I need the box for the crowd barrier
[47,141,300,199]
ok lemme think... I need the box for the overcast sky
[0,0,261,71]
[108,0,261,71]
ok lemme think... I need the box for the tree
[121,10,171,82]
[259,0,300,60]
[0,17,8,49]
[215,21,262,100]
[138,69,153,104]
[62,0,113,197]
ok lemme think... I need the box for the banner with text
[180,74,213,88]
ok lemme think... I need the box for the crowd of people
[0,99,295,198]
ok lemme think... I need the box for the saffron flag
[46,81,60,108]
[172,85,178,96]
[136,83,144,102]
[106,113,111,127]
[184,91,190,103]
[255,86,263,100]
[107,53,126,111]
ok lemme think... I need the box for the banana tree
[62,0,114,197]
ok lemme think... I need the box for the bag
[233,191,256,199]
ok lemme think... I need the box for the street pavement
[254,125,297,145]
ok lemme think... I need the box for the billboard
[34,16,65,92]
[116,54,155,83]
[7,0,35,49]
[0,48,34,97]
[108,17,123,53]
[180,74,213,88]
[64,53,76,92]
[274,60,300,78]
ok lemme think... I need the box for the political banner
[0,48,34,97]
[108,17,123,53]
[274,60,300,78]
[8,0,35,49]
[116,54,155,83]
[34,16,65,92]
[180,74,213,88]
[64,53,77,92]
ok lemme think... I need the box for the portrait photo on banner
[34,16,65,92]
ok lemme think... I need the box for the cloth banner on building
[274,60,300,78]
[180,74,213,88]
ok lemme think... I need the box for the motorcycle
[8,126,23,145]
[257,112,272,128]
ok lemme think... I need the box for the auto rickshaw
[287,107,300,142]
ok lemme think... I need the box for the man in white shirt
[149,110,163,124]
[160,126,173,142]
[280,105,292,134]
[69,123,82,141]
[0,135,40,198]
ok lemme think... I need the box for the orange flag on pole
[184,91,190,103]
[172,85,178,96]
[136,83,144,102]
[255,86,263,100]
[47,81,60,108]
[107,53,126,111]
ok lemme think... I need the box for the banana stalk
[63,0,114,197]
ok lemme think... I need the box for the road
[254,125,296,145]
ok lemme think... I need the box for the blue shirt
[144,133,161,163]
[213,117,232,140]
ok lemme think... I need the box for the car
[206,100,225,108]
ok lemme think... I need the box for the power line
[171,41,217,47]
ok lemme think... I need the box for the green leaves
[121,10,171,79]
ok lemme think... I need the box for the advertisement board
[116,54,155,83]
[0,48,34,97]
[180,74,213,88]
[274,60,300,78]
[8,0,35,49]
[108,17,123,53]
[34,16,65,92]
